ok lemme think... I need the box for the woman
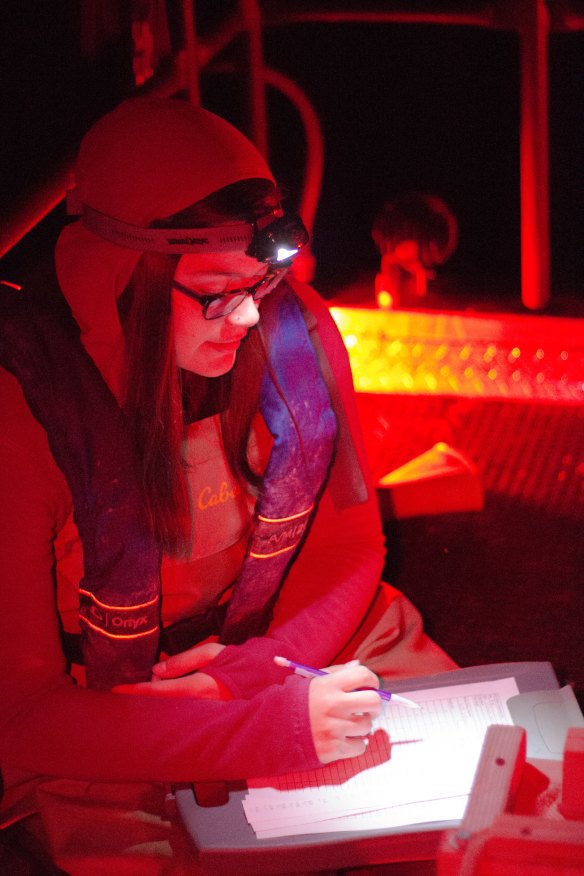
[0,98,455,875]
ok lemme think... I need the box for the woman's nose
[226,293,260,327]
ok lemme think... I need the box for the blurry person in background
[372,192,458,308]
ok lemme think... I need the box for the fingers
[112,672,226,700]
[322,659,361,674]
[337,735,372,760]
[333,663,382,698]
[112,680,163,696]
[330,711,375,747]
[321,664,383,719]
[152,641,225,679]
[334,687,381,722]
[327,713,375,761]
[311,665,383,717]
[308,664,383,764]
[341,712,375,739]
[311,714,375,764]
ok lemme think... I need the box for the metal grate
[357,394,584,520]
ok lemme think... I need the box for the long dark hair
[119,179,280,556]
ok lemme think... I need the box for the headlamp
[66,191,309,265]
[245,214,309,264]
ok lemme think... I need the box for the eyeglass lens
[204,270,286,319]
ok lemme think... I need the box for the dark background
[2,3,583,307]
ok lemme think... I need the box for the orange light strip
[79,615,158,640]
[257,504,314,524]
[249,543,299,559]
[79,588,158,611]
[329,305,584,402]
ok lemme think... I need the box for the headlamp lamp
[245,214,309,264]
[66,191,309,265]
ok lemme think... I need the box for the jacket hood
[55,97,274,396]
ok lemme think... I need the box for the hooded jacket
[0,99,385,789]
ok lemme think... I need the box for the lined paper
[243,677,519,838]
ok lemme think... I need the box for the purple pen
[274,656,420,708]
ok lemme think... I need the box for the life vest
[0,283,365,689]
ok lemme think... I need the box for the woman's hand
[152,641,226,681]
[308,662,383,763]
[112,642,231,700]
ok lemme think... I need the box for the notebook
[175,662,583,875]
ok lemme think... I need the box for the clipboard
[174,661,581,874]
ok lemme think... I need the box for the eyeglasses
[172,267,288,320]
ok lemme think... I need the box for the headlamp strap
[69,197,256,254]
[66,190,307,263]
[66,190,295,260]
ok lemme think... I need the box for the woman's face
[172,250,266,377]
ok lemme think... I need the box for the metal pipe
[517,0,550,310]
[239,0,269,157]
[181,0,200,105]
[207,62,324,237]
[0,1,562,307]
[263,68,324,238]
[0,162,74,261]
[263,8,497,29]
[266,2,554,310]
[264,67,324,282]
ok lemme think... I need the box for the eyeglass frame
[172,266,289,320]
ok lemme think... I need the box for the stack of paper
[243,677,519,839]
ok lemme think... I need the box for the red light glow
[376,289,394,310]
[329,306,584,402]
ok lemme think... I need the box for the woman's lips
[206,335,245,353]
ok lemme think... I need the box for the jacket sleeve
[0,371,321,783]
[204,282,386,699]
